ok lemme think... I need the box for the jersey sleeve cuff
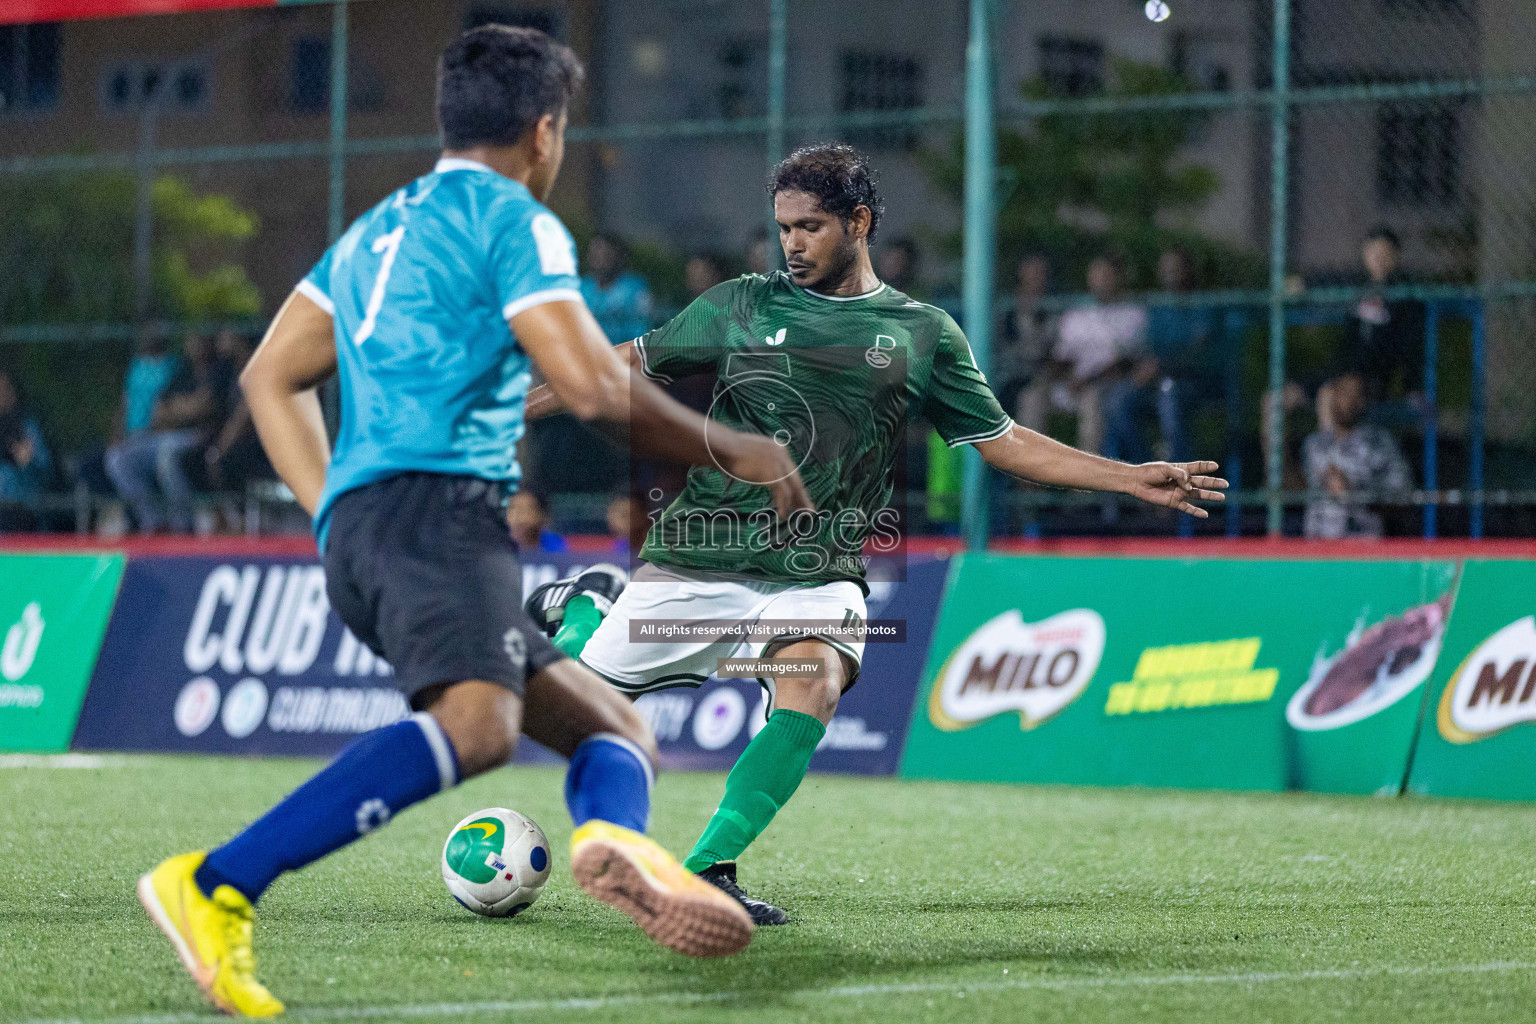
[295,279,335,316]
[631,334,673,384]
[945,416,1015,448]
[502,287,585,321]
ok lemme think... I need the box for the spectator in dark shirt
[507,489,568,553]
[877,237,922,299]
[202,330,267,494]
[745,227,773,275]
[1339,226,1425,422]
[1106,248,1215,463]
[106,332,234,533]
[995,254,1057,420]
[0,370,54,530]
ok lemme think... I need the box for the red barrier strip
[0,0,282,26]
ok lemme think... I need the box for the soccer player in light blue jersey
[137,26,809,1016]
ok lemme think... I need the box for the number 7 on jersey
[355,226,406,345]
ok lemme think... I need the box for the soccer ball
[441,808,552,918]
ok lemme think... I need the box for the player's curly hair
[437,25,584,150]
[768,143,885,244]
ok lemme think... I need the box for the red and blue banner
[1,0,336,27]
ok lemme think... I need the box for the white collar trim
[434,157,496,175]
[803,282,887,302]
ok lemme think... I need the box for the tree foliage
[923,58,1264,291]
[0,171,261,325]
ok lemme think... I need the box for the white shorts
[579,562,867,696]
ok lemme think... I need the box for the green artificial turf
[3,755,1536,1023]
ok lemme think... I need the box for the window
[840,51,924,150]
[1376,103,1460,207]
[288,36,383,115]
[289,37,329,113]
[101,59,207,114]
[1038,36,1104,96]
[0,22,61,113]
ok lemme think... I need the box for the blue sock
[565,733,653,833]
[195,713,459,904]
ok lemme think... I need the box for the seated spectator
[0,370,54,531]
[1105,248,1216,463]
[1339,226,1424,427]
[507,489,568,553]
[202,330,268,494]
[580,234,653,344]
[106,332,235,534]
[1303,372,1411,539]
[877,237,923,299]
[685,254,724,300]
[995,254,1057,418]
[1019,255,1147,455]
[72,331,181,531]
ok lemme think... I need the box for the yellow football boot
[137,851,284,1017]
[570,820,754,958]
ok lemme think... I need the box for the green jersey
[634,272,1010,587]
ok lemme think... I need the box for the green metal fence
[1,0,1533,541]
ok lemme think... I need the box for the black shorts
[323,472,565,706]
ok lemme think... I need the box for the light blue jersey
[298,157,583,547]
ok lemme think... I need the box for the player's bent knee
[422,680,523,778]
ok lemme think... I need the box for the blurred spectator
[106,332,234,533]
[0,370,54,530]
[70,331,181,529]
[1019,255,1146,455]
[580,234,653,344]
[507,489,568,553]
[995,254,1057,419]
[685,254,724,299]
[606,493,647,554]
[203,330,267,494]
[1339,226,1424,423]
[1105,248,1215,463]
[746,227,773,275]
[1303,372,1411,539]
[877,237,923,299]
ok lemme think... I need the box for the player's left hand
[1126,461,1228,518]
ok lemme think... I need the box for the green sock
[552,595,602,659]
[683,709,826,873]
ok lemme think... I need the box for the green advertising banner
[899,554,1458,794]
[1407,560,1536,800]
[0,554,125,753]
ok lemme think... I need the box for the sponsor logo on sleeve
[1105,637,1279,716]
[928,609,1105,731]
[1438,616,1536,744]
[1288,596,1450,731]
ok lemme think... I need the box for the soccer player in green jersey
[525,143,1226,924]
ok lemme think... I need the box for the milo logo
[444,817,507,884]
[928,609,1105,731]
[1438,616,1536,743]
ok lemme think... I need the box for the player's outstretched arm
[240,290,338,517]
[512,301,813,517]
[974,424,1228,518]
